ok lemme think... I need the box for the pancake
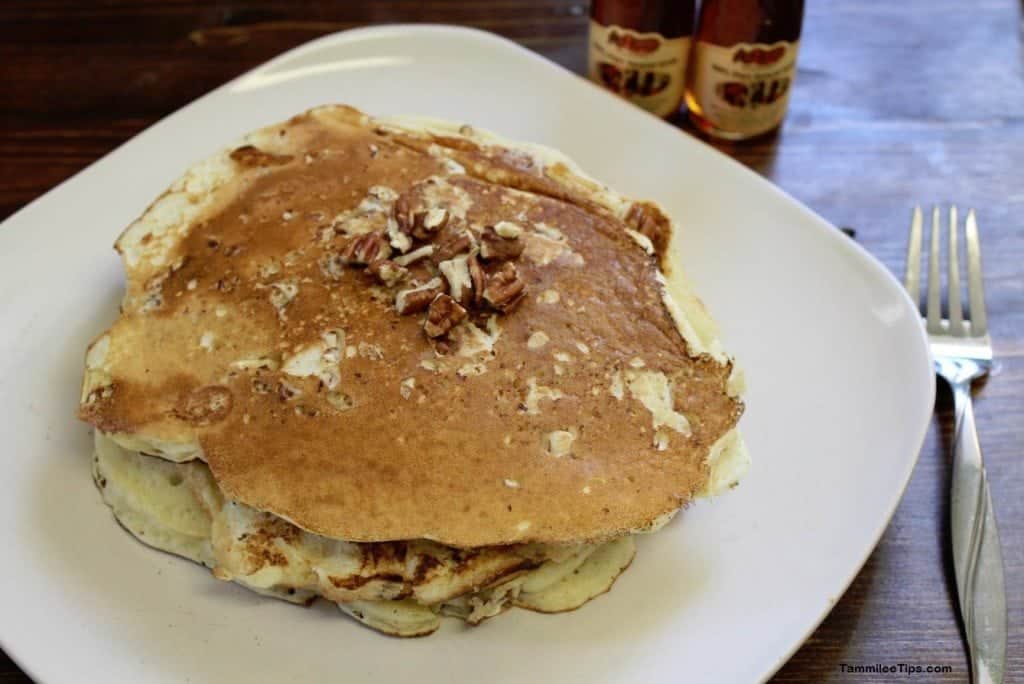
[78,104,746,549]
[93,431,638,636]
[79,105,749,635]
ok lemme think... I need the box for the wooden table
[2,1,1020,681]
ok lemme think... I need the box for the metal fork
[904,206,1006,684]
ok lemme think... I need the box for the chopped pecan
[431,230,475,265]
[394,196,449,240]
[367,259,410,286]
[386,216,413,254]
[341,232,391,266]
[421,207,449,233]
[393,195,413,231]
[468,254,486,306]
[424,294,467,338]
[624,201,670,258]
[395,277,446,315]
[479,225,525,261]
[393,244,434,267]
[483,262,527,312]
[431,338,454,356]
[438,254,473,306]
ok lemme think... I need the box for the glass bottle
[589,0,696,119]
[685,0,805,140]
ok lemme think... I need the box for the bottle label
[588,20,690,118]
[689,40,799,135]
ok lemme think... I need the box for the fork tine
[948,206,964,336]
[904,206,923,309]
[926,206,943,333]
[965,209,988,336]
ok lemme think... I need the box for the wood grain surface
[1,1,1021,682]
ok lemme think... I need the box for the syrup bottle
[685,0,804,140]
[589,0,696,119]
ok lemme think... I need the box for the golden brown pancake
[79,105,744,548]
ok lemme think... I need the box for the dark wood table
[2,1,1020,682]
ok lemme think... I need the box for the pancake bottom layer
[93,432,637,636]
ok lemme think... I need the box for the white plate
[0,25,933,684]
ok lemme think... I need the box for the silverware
[904,206,1006,684]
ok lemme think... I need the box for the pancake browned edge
[78,105,749,636]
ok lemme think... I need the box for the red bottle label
[690,40,800,135]
[589,20,691,118]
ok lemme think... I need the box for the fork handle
[950,382,1006,684]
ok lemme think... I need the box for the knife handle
[950,382,1006,684]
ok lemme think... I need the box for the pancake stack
[78,105,747,636]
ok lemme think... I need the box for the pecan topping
[393,244,434,267]
[412,216,443,241]
[393,195,415,234]
[421,207,449,233]
[479,226,525,261]
[424,294,468,338]
[341,232,391,266]
[431,230,475,265]
[386,216,413,254]
[395,277,446,315]
[483,262,527,311]
[394,196,449,240]
[468,254,486,306]
[367,259,410,287]
[439,254,473,306]
[625,201,670,258]
[431,338,454,356]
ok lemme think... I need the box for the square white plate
[0,25,933,683]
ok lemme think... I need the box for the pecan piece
[624,201,670,258]
[386,216,413,254]
[483,262,527,312]
[393,244,434,267]
[431,338,454,356]
[419,207,449,235]
[394,196,449,240]
[424,294,467,338]
[395,277,446,315]
[431,230,475,265]
[367,259,410,287]
[479,225,525,261]
[393,194,414,229]
[438,254,473,306]
[341,232,391,266]
[468,254,486,306]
